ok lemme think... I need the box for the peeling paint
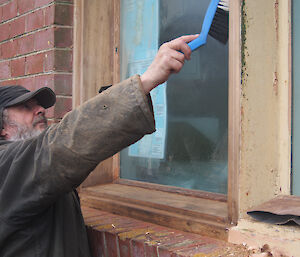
[238,0,289,218]
[241,0,249,88]
[275,0,279,42]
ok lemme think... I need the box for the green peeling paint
[241,0,248,87]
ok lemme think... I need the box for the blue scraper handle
[188,0,219,51]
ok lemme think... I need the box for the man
[0,35,197,257]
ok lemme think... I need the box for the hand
[140,34,199,94]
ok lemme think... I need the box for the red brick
[34,0,53,9]
[44,50,54,71]
[15,77,35,91]
[132,240,145,257]
[45,105,54,118]
[105,232,119,257]
[2,1,17,22]
[54,74,72,95]
[0,6,2,22]
[0,22,11,42]
[53,96,72,118]
[44,50,72,72]
[0,60,10,79]
[54,27,72,48]
[54,4,73,26]
[11,57,25,77]
[83,216,107,227]
[119,238,132,257]
[25,52,44,75]
[82,209,250,257]
[159,240,202,253]
[35,73,54,91]
[1,40,17,59]
[44,4,54,26]
[17,0,34,15]
[92,218,124,232]
[17,34,34,55]
[0,80,16,86]
[180,242,227,255]
[145,244,158,257]
[26,8,44,32]
[157,249,176,257]
[86,228,105,257]
[34,28,54,51]
[102,222,149,236]
[148,232,195,251]
[55,50,72,71]
[10,16,26,38]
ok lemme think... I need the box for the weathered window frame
[73,0,241,239]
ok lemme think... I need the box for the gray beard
[9,124,43,141]
[7,116,47,142]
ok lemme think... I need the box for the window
[120,0,229,194]
[74,0,240,238]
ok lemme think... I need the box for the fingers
[166,34,199,60]
[157,34,198,74]
[169,58,184,74]
[164,50,185,73]
[140,34,198,94]
[171,49,186,64]
[161,47,185,65]
[179,34,200,43]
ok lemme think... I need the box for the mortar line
[0,71,72,82]
[0,47,72,63]
[0,24,73,46]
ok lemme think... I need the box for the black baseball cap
[0,85,56,134]
[0,85,56,109]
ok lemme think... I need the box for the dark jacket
[0,75,155,257]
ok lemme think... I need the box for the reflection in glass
[120,0,228,194]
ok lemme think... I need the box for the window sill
[79,183,230,240]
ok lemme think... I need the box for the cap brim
[5,87,56,109]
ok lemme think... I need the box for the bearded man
[0,35,197,257]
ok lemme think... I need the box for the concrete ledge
[228,219,300,257]
[82,206,249,257]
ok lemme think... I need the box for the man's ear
[0,108,4,138]
[0,108,11,140]
[1,127,8,139]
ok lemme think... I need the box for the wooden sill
[79,183,230,240]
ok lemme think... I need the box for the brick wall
[0,0,73,122]
[82,207,250,257]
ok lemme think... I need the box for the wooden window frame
[73,0,241,240]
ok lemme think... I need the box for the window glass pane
[292,0,300,196]
[120,0,228,194]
